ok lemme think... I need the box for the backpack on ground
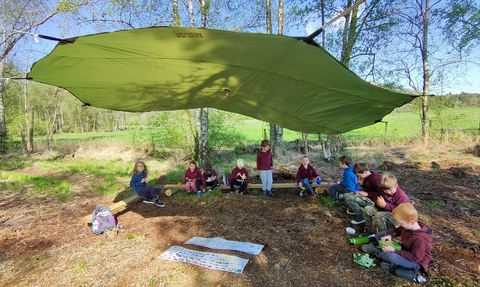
[91,205,116,234]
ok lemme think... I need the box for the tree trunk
[23,32,37,152]
[274,0,284,155]
[322,140,331,160]
[184,110,195,157]
[321,0,362,160]
[173,0,181,27]
[196,108,209,167]
[420,0,430,146]
[21,129,27,153]
[476,121,480,143]
[269,122,276,148]
[266,0,271,34]
[321,0,325,46]
[29,107,34,152]
[267,0,274,150]
[302,133,308,154]
[0,61,7,153]
[265,0,285,156]
[200,0,207,27]
[188,0,194,27]
[195,0,210,167]
[278,0,284,35]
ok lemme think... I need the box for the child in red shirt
[184,160,202,196]
[229,159,249,195]
[361,203,432,283]
[296,156,321,197]
[256,140,274,197]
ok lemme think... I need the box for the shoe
[415,274,427,283]
[196,191,202,197]
[155,199,165,208]
[338,193,344,200]
[395,267,427,283]
[351,215,365,224]
[206,189,212,195]
[267,191,274,198]
[361,244,380,256]
[346,209,356,215]
[379,261,396,273]
[299,192,305,197]
[143,198,154,204]
[360,229,375,237]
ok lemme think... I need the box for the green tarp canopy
[27,26,415,134]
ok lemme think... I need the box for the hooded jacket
[390,222,434,271]
[361,172,383,201]
[377,186,410,211]
[340,166,360,192]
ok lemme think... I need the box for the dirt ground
[1,147,480,287]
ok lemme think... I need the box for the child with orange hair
[361,203,432,283]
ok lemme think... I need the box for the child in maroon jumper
[344,163,382,223]
[361,203,432,283]
[362,173,410,236]
[256,140,274,197]
[296,156,321,197]
[184,160,202,196]
[201,167,218,194]
[230,159,249,195]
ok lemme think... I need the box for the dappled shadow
[111,159,480,284]
[113,186,137,202]
[117,191,400,286]
[2,157,480,286]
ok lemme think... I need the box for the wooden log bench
[81,194,142,225]
[81,182,329,225]
[163,182,328,194]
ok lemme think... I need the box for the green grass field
[233,107,479,143]
[29,107,479,145]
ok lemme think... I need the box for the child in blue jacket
[327,155,359,200]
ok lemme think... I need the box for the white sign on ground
[184,237,264,255]
[158,246,249,274]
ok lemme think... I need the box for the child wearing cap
[229,159,249,195]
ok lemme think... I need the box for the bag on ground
[91,205,116,234]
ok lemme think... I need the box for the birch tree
[266,0,285,156]
[296,0,401,158]
[195,0,210,167]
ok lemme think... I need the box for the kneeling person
[362,173,409,236]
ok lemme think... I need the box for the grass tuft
[424,199,445,209]
[76,261,87,274]
[124,232,145,240]
[316,196,336,208]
